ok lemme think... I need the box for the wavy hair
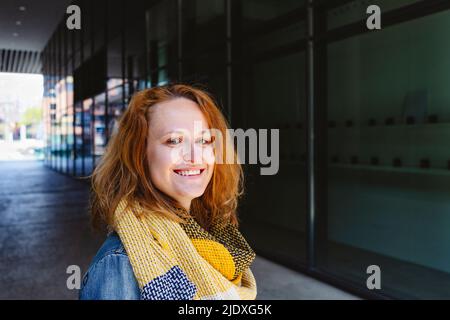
[90,84,243,232]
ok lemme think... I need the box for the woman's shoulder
[79,231,141,300]
[92,231,128,261]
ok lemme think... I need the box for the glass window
[43,74,52,166]
[123,0,148,93]
[57,77,68,173]
[67,104,74,175]
[107,87,124,140]
[106,0,124,89]
[81,0,93,61]
[74,101,83,176]
[317,8,450,299]
[66,23,73,61]
[74,49,81,70]
[239,51,307,267]
[107,36,124,90]
[125,17,147,95]
[241,0,306,57]
[236,0,308,267]
[327,0,423,31]
[241,0,305,33]
[93,0,106,54]
[66,76,74,107]
[54,30,62,172]
[181,0,226,80]
[93,93,106,166]
[146,0,177,85]
[83,98,93,175]
[72,0,82,53]
[107,0,123,42]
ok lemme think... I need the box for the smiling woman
[145,96,216,212]
[80,84,257,300]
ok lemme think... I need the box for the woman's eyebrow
[163,128,210,135]
[158,128,212,139]
[160,129,186,138]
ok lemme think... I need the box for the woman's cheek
[164,145,183,165]
[203,145,216,165]
[149,145,177,170]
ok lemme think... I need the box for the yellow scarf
[113,200,257,300]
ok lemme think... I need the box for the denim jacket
[79,232,141,300]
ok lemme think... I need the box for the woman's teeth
[175,169,202,176]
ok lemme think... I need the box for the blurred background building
[2,0,450,299]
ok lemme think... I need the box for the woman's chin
[174,189,206,202]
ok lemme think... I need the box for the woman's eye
[198,137,214,145]
[166,137,183,145]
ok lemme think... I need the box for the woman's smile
[173,168,206,177]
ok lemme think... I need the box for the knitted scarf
[113,200,257,300]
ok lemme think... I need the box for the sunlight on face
[146,97,215,211]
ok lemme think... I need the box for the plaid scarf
[113,200,257,300]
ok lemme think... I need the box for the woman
[79,84,257,300]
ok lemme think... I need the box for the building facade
[42,0,450,299]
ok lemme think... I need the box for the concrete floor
[0,161,358,300]
[252,256,358,300]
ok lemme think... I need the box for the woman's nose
[182,143,202,164]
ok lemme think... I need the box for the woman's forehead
[148,98,209,136]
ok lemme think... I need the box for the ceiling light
[16,21,22,26]
[13,33,19,37]
[19,6,26,11]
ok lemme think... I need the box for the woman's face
[146,97,215,211]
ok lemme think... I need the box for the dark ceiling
[0,0,72,73]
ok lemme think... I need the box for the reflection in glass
[74,102,83,176]
[146,0,177,86]
[236,0,307,267]
[107,87,124,140]
[320,9,450,299]
[327,0,423,31]
[83,99,93,175]
[93,93,106,166]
